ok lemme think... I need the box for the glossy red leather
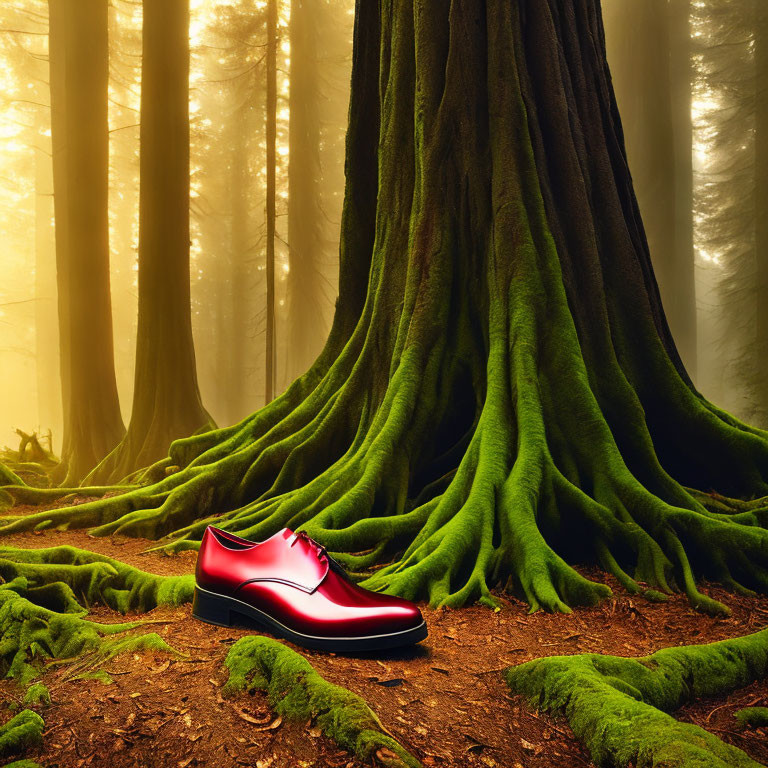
[195,526,424,639]
[196,527,328,596]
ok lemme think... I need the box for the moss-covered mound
[505,627,768,767]
[736,707,768,729]
[0,544,191,685]
[21,684,50,708]
[223,636,421,767]
[0,709,43,761]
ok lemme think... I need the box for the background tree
[690,1,758,422]
[107,0,143,430]
[284,0,326,381]
[603,0,696,376]
[283,0,354,385]
[11,0,768,621]
[87,0,211,483]
[33,89,59,451]
[48,0,125,484]
[264,0,278,404]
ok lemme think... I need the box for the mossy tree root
[0,710,43,761]
[0,544,194,612]
[6,1,768,616]
[0,464,25,488]
[223,636,421,768]
[505,627,768,767]
[0,545,189,685]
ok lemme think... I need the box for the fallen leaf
[375,747,401,763]
[233,707,272,726]
[520,739,543,755]
[252,715,282,732]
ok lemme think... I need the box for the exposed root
[0,710,43,762]
[0,545,190,685]
[223,636,421,768]
[505,627,768,768]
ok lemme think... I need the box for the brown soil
[2,525,768,768]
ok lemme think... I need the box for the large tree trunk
[13,0,768,618]
[602,0,697,377]
[48,0,125,484]
[86,0,211,483]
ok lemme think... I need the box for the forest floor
[2,514,768,768]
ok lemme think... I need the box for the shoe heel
[192,587,233,627]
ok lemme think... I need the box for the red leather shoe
[192,526,428,652]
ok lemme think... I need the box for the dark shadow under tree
[8,0,768,616]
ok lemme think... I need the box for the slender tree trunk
[14,1,768,620]
[227,114,251,424]
[34,105,61,450]
[285,0,325,383]
[264,0,277,404]
[48,0,125,484]
[86,0,211,484]
[603,0,697,377]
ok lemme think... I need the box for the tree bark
[86,0,211,483]
[48,0,125,484]
[14,0,768,618]
[602,0,697,377]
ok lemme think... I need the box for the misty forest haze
[0,0,764,476]
[4,4,768,766]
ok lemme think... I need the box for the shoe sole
[192,585,428,652]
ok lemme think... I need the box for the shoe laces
[290,530,327,563]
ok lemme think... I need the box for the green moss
[0,710,43,760]
[0,544,195,613]
[3,761,43,768]
[505,628,768,767]
[0,545,189,685]
[71,669,113,684]
[224,636,421,767]
[0,463,24,487]
[21,685,49,708]
[735,707,768,728]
